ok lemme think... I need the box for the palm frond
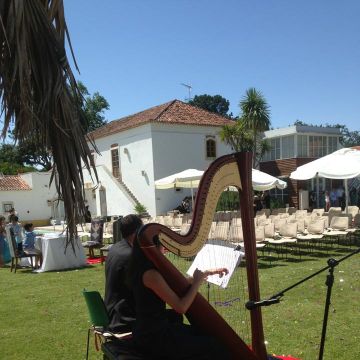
[0,0,98,249]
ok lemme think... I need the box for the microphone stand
[245,247,360,360]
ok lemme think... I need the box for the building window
[206,138,216,158]
[111,147,120,178]
[263,138,280,161]
[270,138,281,160]
[297,135,308,157]
[328,136,338,154]
[309,136,327,157]
[281,135,294,159]
[90,151,95,165]
[2,202,14,213]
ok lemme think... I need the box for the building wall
[0,172,58,225]
[151,123,231,215]
[85,124,156,216]
[86,122,232,217]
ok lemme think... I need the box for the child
[23,223,42,268]
[9,216,23,254]
[0,216,11,267]
[0,216,6,267]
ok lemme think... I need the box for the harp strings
[161,197,253,347]
[140,153,266,359]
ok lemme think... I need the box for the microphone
[245,297,280,310]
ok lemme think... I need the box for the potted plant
[134,203,148,217]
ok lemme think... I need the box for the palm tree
[219,119,254,152]
[0,0,97,249]
[240,88,271,166]
[219,117,271,167]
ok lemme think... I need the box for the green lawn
[0,240,359,360]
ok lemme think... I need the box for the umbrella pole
[344,179,349,214]
[191,183,194,211]
[316,175,320,209]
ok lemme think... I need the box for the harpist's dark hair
[120,214,143,239]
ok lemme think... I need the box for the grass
[0,239,359,359]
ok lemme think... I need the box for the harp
[137,152,267,360]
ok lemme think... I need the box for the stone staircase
[116,177,141,207]
[100,165,142,208]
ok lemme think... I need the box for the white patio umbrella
[290,147,360,211]
[155,168,287,209]
[155,169,203,209]
[252,169,287,191]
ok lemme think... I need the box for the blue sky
[65,0,360,130]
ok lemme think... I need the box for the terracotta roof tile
[89,99,233,140]
[0,175,31,191]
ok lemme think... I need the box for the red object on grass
[86,257,104,265]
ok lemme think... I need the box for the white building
[83,100,233,217]
[0,172,63,225]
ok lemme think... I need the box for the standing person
[7,208,17,223]
[84,205,92,223]
[263,191,271,209]
[128,237,231,359]
[0,216,7,267]
[330,188,337,207]
[104,214,142,332]
[337,186,345,210]
[309,191,316,211]
[324,191,330,212]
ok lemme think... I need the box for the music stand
[246,247,360,360]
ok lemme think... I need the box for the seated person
[23,223,42,267]
[128,237,231,359]
[104,214,142,333]
[9,216,23,254]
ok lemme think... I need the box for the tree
[189,94,231,117]
[0,0,96,246]
[328,124,360,147]
[17,133,53,171]
[219,120,254,152]
[240,88,271,166]
[0,143,22,165]
[77,81,109,132]
[11,83,109,170]
[0,143,37,174]
[219,117,271,166]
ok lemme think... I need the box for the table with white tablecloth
[34,233,87,272]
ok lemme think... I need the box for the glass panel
[297,135,308,157]
[309,136,327,157]
[328,136,338,154]
[282,135,294,159]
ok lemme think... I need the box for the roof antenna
[180,83,192,102]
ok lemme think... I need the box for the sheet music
[187,240,244,289]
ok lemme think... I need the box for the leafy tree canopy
[0,83,110,173]
[77,81,110,132]
[189,94,231,117]
[0,143,37,175]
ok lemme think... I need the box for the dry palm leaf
[0,0,98,250]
